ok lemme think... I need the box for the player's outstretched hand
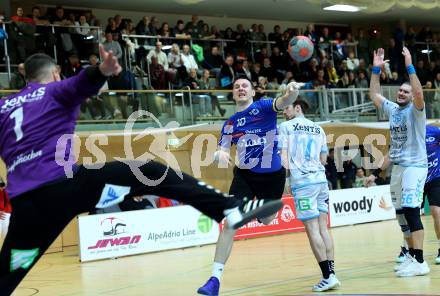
[214,150,232,166]
[373,48,389,68]
[99,44,122,77]
[402,47,412,67]
[286,81,305,99]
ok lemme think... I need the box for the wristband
[407,64,416,75]
[372,66,381,75]
[372,168,382,177]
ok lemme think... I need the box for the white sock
[403,240,408,249]
[212,262,225,280]
[224,207,242,227]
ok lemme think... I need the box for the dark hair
[293,99,309,113]
[233,76,254,89]
[24,53,56,82]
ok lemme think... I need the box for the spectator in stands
[428,60,439,80]
[105,18,121,41]
[183,68,211,116]
[0,14,5,65]
[341,158,357,189]
[135,16,152,43]
[388,38,402,74]
[147,41,169,70]
[159,22,173,45]
[200,23,214,40]
[174,19,191,45]
[270,46,287,81]
[63,54,83,78]
[281,71,295,85]
[50,6,76,60]
[219,54,235,93]
[325,60,339,87]
[358,58,370,79]
[431,73,440,118]
[313,68,327,88]
[325,148,338,190]
[423,80,435,119]
[355,71,369,89]
[416,60,430,86]
[304,24,317,45]
[319,27,331,56]
[343,32,357,57]
[248,24,258,41]
[10,7,35,63]
[389,71,402,85]
[181,44,198,73]
[168,43,186,83]
[103,32,122,62]
[268,25,283,49]
[261,57,276,82]
[199,68,224,117]
[234,24,247,55]
[150,56,166,90]
[10,63,26,89]
[203,46,223,77]
[31,6,53,56]
[75,15,90,36]
[210,25,221,39]
[251,63,262,84]
[236,59,252,81]
[254,46,268,65]
[418,26,433,43]
[255,76,268,101]
[223,27,235,55]
[308,58,319,81]
[149,16,160,35]
[357,29,369,64]
[354,168,368,188]
[185,15,201,38]
[368,30,385,58]
[346,51,359,72]
[256,24,267,42]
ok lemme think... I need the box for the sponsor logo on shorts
[297,198,312,211]
[10,248,39,272]
[198,214,213,233]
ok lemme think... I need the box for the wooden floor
[14,216,440,296]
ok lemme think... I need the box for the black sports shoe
[396,246,409,263]
[230,199,282,230]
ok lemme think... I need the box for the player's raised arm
[402,47,424,110]
[274,82,304,111]
[369,48,388,109]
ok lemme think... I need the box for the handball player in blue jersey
[369,47,429,277]
[197,77,302,296]
[0,47,282,295]
[424,125,440,264]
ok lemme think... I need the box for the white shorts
[292,183,329,221]
[390,165,427,209]
[0,212,10,241]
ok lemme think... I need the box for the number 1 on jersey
[10,107,24,141]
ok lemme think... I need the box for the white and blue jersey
[218,98,281,173]
[426,125,440,184]
[278,115,328,189]
[381,100,427,168]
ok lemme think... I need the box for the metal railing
[3,82,440,128]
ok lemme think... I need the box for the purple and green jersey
[0,68,106,198]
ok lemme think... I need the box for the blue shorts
[292,183,329,221]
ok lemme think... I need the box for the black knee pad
[395,209,404,215]
[403,207,424,232]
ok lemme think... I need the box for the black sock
[409,248,415,257]
[328,260,335,274]
[319,260,331,279]
[413,249,424,263]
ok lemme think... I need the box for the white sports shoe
[312,274,341,292]
[395,258,430,277]
[394,253,413,272]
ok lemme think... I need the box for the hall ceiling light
[322,4,363,12]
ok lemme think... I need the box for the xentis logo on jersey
[1,87,46,113]
[87,217,141,250]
